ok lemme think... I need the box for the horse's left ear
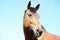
[35,4,40,11]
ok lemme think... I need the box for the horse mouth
[35,30,43,37]
[29,28,43,38]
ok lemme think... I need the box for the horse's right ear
[27,1,31,9]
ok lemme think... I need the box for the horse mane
[41,25,46,31]
[23,26,37,40]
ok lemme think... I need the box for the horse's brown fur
[37,31,60,40]
[23,1,60,40]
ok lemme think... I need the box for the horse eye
[28,14,32,16]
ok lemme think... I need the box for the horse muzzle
[29,27,43,38]
[34,29,43,37]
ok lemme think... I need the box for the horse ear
[27,1,31,9]
[35,4,40,11]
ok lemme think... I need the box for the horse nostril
[37,29,39,32]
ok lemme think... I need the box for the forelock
[29,7,36,13]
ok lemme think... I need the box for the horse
[23,1,60,40]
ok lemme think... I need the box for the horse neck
[23,26,37,40]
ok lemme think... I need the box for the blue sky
[0,0,60,40]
